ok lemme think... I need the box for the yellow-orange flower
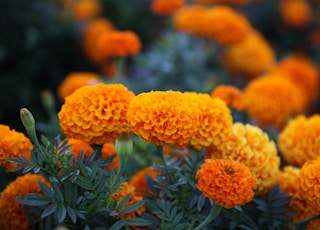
[127,91,200,148]
[211,85,244,110]
[98,30,141,58]
[279,0,312,28]
[278,115,320,167]
[58,83,135,144]
[129,167,161,197]
[223,31,276,77]
[298,157,320,212]
[151,0,185,16]
[67,138,94,159]
[206,122,280,194]
[110,182,145,220]
[69,0,101,21]
[0,174,49,230]
[101,143,118,170]
[173,5,207,36]
[201,6,252,44]
[82,17,114,64]
[276,166,300,195]
[196,159,256,208]
[183,92,233,150]
[271,54,319,107]
[0,125,33,172]
[57,72,100,101]
[243,74,306,128]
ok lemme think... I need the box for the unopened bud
[20,108,35,130]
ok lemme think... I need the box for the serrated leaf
[125,217,153,226]
[41,203,57,218]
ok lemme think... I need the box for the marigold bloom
[0,125,33,172]
[201,6,252,44]
[127,91,200,148]
[110,182,145,220]
[271,54,319,107]
[243,74,306,128]
[58,83,135,144]
[206,123,280,194]
[0,174,49,230]
[101,143,118,170]
[57,72,100,101]
[298,157,320,212]
[289,192,320,230]
[278,115,320,167]
[279,0,312,28]
[211,85,244,110]
[173,5,207,36]
[82,18,114,64]
[129,167,161,196]
[183,92,233,150]
[67,138,94,159]
[276,166,300,195]
[223,31,276,77]
[151,0,185,16]
[98,30,141,58]
[69,0,101,21]
[196,159,256,208]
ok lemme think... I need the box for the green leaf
[38,181,54,201]
[41,203,57,218]
[66,206,77,224]
[50,180,64,203]
[16,194,50,206]
[125,218,153,226]
[109,219,125,230]
[122,200,145,214]
[117,194,131,211]
[57,205,67,223]
[197,194,206,211]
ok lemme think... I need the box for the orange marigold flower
[101,143,118,170]
[243,74,306,129]
[183,92,233,150]
[278,115,320,167]
[206,123,281,194]
[58,83,135,144]
[129,167,161,197]
[276,166,300,195]
[195,0,251,4]
[201,6,252,44]
[196,159,256,208]
[298,157,320,212]
[67,138,94,159]
[0,174,49,230]
[289,191,320,230]
[173,5,208,36]
[98,30,141,58]
[57,72,100,101]
[279,0,312,28]
[82,17,114,64]
[127,90,200,148]
[110,182,145,220]
[223,31,276,77]
[69,0,101,21]
[271,54,319,107]
[151,0,185,16]
[211,85,244,110]
[0,125,33,172]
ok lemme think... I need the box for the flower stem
[115,133,133,178]
[194,200,222,230]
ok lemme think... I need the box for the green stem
[115,133,133,178]
[194,200,222,230]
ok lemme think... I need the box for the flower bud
[20,108,35,130]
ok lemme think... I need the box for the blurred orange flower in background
[57,72,101,101]
[58,83,135,144]
[211,84,244,110]
[151,0,185,16]
[0,174,49,230]
[0,124,33,172]
[207,122,280,194]
[101,143,118,170]
[278,115,320,167]
[276,165,300,195]
[68,0,101,21]
[196,159,257,208]
[243,74,306,128]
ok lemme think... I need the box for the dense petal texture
[211,85,244,110]
[127,90,200,148]
[278,115,320,167]
[0,125,33,172]
[58,83,135,144]
[196,159,257,208]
